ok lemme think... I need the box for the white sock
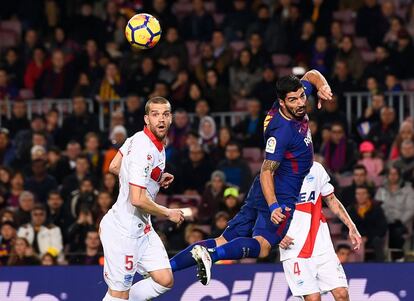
[129,278,170,301]
[103,292,128,301]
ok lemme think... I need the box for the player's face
[279,88,307,120]
[145,103,172,140]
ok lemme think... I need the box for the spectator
[294,21,315,61]
[233,99,265,148]
[345,185,387,261]
[369,106,398,158]
[101,173,119,200]
[201,171,228,224]
[148,0,178,30]
[301,0,334,36]
[0,128,16,167]
[339,164,375,208]
[217,142,252,193]
[356,0,385,48]
[393,30,414,79]
[7,237,40,266]
[315,96,348,133]
[123,94,145,136]
[210,211,230,238]
[180,0,214,41]
[203,69,231,112]
[198,116,218,152]
[375,166,414,249]
[330,20,343,49]
[4,100,30,138]
[389,121,414,160]
[67,207,95,253]
[191,99,210,130]
[46,191,73,244]
[69,178,98,219]
[35,49,75,99]
[246,4,286,53]
[357,93,386,138]
[335,35,365,80]
[329,60,357,104]
[73,72,93,98]
[17,204,63,257]
[385,73,403,92]
[41,252,58,266]
[154,27,188,67]
[24,159,58,203]
[102,126,127,174]
[92,191,113,228]
[407,2,414,38]
[321,122,357,174]
[383,16,404,49]
[223,0,255,41]
[59,96,99,148]
[2,47,24,88]
[229,49,262,98]
[211,30,233,76]
[194,43,217,87]
[46,147,71,184]
[76,39,103,83]
[362,45,393,84]
[357,141,384,178]
[20,29,39,65]
[24,46,46,90]
[0,221,17,265]
[253,65,277,110]
[211,126,234,163]
[336,243,351,263]
[221,186,242,218]
[310,36,334,77]
[391,139,414,184]
[247,32,270,68]
[0,69,18,100]
[70,2,104,45]
[61,155,94,200]
[168,109,191,151]
[69,229,102,265]
[83,132,103,179]
[7,173,26,209]
[95,62,125,103]
[181,144,213,195]
[127,57,158,98]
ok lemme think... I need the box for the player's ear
[278,98,285,108]
[144,114,149,126]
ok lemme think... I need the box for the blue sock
[170,239,217,272]
[210,237,261,262]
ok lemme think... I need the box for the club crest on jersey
[147,154,152,161]
[266,137,277,154]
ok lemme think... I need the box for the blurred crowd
[0,0,413,266]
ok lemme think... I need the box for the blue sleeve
[301,80,314,97]
[265,125,292,162]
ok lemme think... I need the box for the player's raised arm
[323,193,362,250]
[301,69,333,108]
[129,184,183,224]
[108,151,122,175]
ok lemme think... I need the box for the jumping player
[170,70,333,284]
[100,97,185,301]
[279,161,362,301]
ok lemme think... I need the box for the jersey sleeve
[301,80,314,97]
[128,142,152,189]
[118,138,130,156]
[264,125,292,162]
[319,165,334,197]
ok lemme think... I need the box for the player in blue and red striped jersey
[170,70,333,285]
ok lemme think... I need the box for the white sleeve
[319,166,334,197]
[118,138,130,156]
[128,143,153,189]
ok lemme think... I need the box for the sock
[129,278,170,301]
[103,292,127,301]
[170,239,217,272]
[210,237,261,262]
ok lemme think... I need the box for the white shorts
[100,214,171,291]
[282,251,348,297]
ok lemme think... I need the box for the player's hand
[349,227,362,250]
[316,84,333,109]
[271,207,290,224]
[167,208,185,226]
[279,235,294,250]
[160,173,174,189]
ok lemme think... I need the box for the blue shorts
[222,202,293,247]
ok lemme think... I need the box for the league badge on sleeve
[265,137,277,154]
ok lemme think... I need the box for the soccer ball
[125,13,161,49]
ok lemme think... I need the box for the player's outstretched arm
[130,184,184,224]
[323,193,362,250]
[260,159,287,224]
[109,151,122,175]
[301,69,333,108]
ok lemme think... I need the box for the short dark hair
[355,184,370,193]
[32,203,46,212]
[145,96,171,115]
[336,243,351,252]
[276,75,303,101]
[353,164,367,173]
[226,141,242,152]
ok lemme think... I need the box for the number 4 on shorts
[293,262,301,276]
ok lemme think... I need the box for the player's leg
[314,251,349,301]
[129,231,173,300]
[170,203,257,272]
[303,293,322,301]
[100,216,140,300]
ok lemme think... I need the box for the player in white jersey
[100,97,185,301]
[279,162,362,301]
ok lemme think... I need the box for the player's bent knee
[331,287,349,301]
[254,236,271,258]
[304,293,321,301]
[151,269,174,288]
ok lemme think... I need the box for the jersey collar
[279,108,292,121]
[144,126,164,152]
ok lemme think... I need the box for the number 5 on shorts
[293,262,301,276]
[125,255,133,271]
